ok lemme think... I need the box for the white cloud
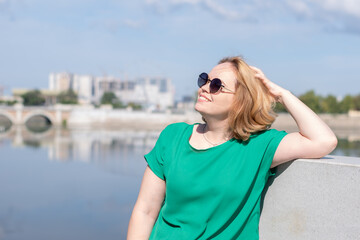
[285,0,312,17]
[314,0,360,18]
[285,0,360,19]
[88,18,143,34]
[145,0,201,5]
[284,0,360,33]
[171,0,202,4]
[145,0,258,21]
[144,0,360,33]
[201,0,243,21]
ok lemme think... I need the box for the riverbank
[66,109,360,136]
[67,109,360,127]
[272,113,360,140]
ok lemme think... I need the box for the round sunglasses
[198,72,235,94]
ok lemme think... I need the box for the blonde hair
[218,56,277,141]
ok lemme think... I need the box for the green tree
[101,92,117,104]
[58,89,78,104]
[112,101,125,109]
[274,102,287,113]
[101,91,124,108]
[6,100,17,106]
[339,95,354,113]
[353,94,360,110]
[0,100,17,106]
[299,90,322,113]
[128,102,142,110]
[21,90,45,106]
[321,95,339,113]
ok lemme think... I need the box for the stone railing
[259,155,360,240]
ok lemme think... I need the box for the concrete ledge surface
[260,155,360,240]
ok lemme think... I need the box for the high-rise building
[93,76,174,110]
[94,76,121,103]
[49,72,73,92]
[132,77,174,110]
[49,72,175,109]
[73,75,95,104]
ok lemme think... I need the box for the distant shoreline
[271,113,360,139]
[66,110,360,136]
[1,106,359,137]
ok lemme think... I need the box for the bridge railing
[0,104,75,110]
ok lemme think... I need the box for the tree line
[3,89,359,114]
[21,89,78,106]
[17,90,142,109]
[100,92,142,109]
[275,90,360,113]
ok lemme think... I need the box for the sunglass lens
[198,73,208,88]
[210,78,222,93]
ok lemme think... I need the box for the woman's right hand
[250,66,289,105]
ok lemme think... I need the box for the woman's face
[194,62,237,120]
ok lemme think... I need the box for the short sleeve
[263,129,288,171]
[144,127,169,180]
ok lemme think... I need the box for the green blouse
[145,122,287,240]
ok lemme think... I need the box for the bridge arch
[0,111,16,124]
[23,110,55,125]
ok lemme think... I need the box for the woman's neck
[202,118,232,144]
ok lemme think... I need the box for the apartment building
[49,72,73,92]
[73,75,94,105]
[49,73,174,110]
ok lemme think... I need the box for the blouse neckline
[186,123,235,152]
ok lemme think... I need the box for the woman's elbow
[329,135,338,152]
[315,136,338,158]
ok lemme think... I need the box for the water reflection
[1,125,160,161]
[0,125,163,179]
[1,125,359,159]
[0,125,160,240]
[25,115,52,133]
[332,138,360,157]
[0,115,12,132]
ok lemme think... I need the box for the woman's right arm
[127,166,166,240]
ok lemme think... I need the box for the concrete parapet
[349,110,360,117]
[259,155,360,240]
[67,109,203,129]
[273,113,360,132]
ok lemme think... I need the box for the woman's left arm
[251,66,338,168]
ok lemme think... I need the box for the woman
[127,56,337,239]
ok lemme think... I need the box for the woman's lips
[198,94,211,102]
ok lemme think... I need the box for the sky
[1,0,360,100]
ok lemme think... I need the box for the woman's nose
[200,80,210,93]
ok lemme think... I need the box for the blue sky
[1,0,359,100]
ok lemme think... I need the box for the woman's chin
[194,102,204,113]
[194,103,210,116]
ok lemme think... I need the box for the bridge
[0,104,72,126]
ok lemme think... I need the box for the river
[0,125,359,239]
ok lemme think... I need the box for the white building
[94,76,174,110]
[94,76,121,103]
[131,77,174,110]
[73,75,94,105]
[49,72,73,92]
[49,72,175,109]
